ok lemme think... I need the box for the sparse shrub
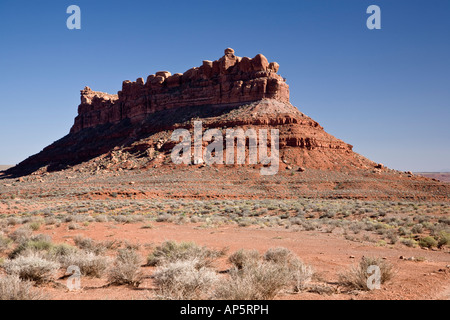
[216,248,312,299]
[30,233,52,243]
[94,215,109,223]
[28,222,41,231]
[400,238,418,248]
[397,227,410,236]
[68,222,81,230]
[0,275,45,300]
[237,218,253,227]
[263,247,312,292]
[7,217,21,226]
[9,238,54,258]
[301,221,317,231]
[385,230,399,244]
[59,251,110,278]
[63,215,75,223]
[73,235,107,255]
[263,247,292,265]
[155,214,173,223]
[419,236,438,248]
[215,261,291,300]
[9,227,32,243]
[3,253,60,284]
[48,243,78,260]
[228,249,260,269]
[291,259,314,292]
[153,258,218,300]
[437,231,450,248]
[147,240,225,268]
[349,223,363,234]
[190,216,200,223]
[108,248,143,287]
[339,257,394,291]
[411,224,423,234]
[44,217,58,225]
[175,216,188,225]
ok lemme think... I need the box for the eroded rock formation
[71,48,289,133]
[4,48,389,178]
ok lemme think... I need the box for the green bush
[437,231,450,248]
[419,236,438,248]
[9,239,54,258]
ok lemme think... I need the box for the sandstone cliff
[71,48,289,133]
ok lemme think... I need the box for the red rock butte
[2,48,377,177]
[71,48,290,133]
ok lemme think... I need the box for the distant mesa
[0,165,13,172]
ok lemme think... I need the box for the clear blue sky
[0,0,449,171]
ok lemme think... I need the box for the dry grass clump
[3,252,60,284]
[339,256,394,290]
[0,275,45,300]
[215,247,313,300]
[147,240,226,268]
[153,258,218,300]
[107,248,143,287]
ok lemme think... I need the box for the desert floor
[0,168,449,300]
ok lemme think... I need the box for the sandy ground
[8,221,447,300]
[0,167,449,300]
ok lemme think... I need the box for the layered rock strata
[71,48,289,133]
